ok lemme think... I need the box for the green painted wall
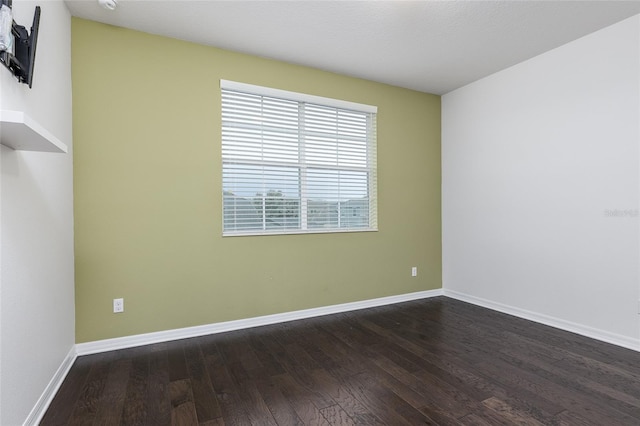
[72,18,441,343]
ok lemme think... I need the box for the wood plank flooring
[41,297,640,425]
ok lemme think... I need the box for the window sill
[223,227,378,237]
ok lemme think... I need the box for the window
[221,80,377,236]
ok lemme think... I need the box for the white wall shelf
[0,110,68,153]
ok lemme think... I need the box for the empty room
[1,0,640,425]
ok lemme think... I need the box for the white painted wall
[443,15,640,348]
[0,1,74,424]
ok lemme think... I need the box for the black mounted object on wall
[0,0,40,88]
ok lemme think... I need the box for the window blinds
[221,80,377,236]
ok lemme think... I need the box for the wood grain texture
[42,297,640,425]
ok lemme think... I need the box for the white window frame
[221,80,378,236]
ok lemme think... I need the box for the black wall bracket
[0,0,40,88]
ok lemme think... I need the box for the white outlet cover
[113,298,124,313]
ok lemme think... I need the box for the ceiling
[65,0,640,95]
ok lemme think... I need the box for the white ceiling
[65,0,640,95]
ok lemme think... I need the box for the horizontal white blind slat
[221,79,377,113]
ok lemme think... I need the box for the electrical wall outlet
[113,298,124,313]
[411,266,417,277]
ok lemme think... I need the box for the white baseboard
[24,287,639,425]
[444,289,640,352]
[23,345,77,426]
[76,289,444,356]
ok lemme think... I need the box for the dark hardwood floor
[41,297,640,425]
